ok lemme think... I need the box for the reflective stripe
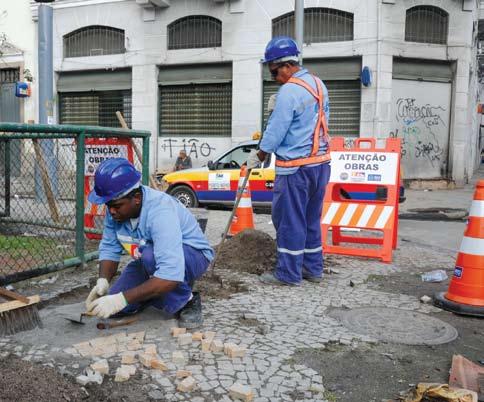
[374,206,394,229]
[339,203,358,226]
[238,197,252,208]
[469,200,484,218]
[460,236,484,256]
[357,205,376,227]
[238,178,246,187]
[322,202,341,225]
[304,246,322,253]
[117,234,135,242]
[277,247,305,256]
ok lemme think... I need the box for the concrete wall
[29,0,480,184]
[0,0,36,123]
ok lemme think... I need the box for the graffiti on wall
[160,138,217,159]
[389,97,447,168]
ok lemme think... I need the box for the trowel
[64,311,95,325]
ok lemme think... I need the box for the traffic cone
[229,165,255,236]
[434,180,484,317]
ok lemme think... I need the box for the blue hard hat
[261,36,300,64]
[88,158,141,204]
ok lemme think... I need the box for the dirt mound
[216,229,276,275]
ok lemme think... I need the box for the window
[168,16,222,50]
[405,6,448,45]
[59,91,132,127]
[64,26,125,58]
[272,8,353,43]
[159,83,231,137]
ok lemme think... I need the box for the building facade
[25,0,481,185]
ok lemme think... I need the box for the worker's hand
[85,278,109,311]
[247,149,261,169]
[89,293,128,319]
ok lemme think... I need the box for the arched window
[168,16,222,50]
[405,6,448,45]
[64,26,125,58]
[272,8,354,43]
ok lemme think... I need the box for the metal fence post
[142,135,150,185]
[3,141,11,218]
[75,132,86,266]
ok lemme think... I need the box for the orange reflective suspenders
[275,75,331,168]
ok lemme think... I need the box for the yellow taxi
[159,140,274,208]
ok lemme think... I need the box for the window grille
[405,6,448,45]
[59,90,132,127]
[272,8,354,43]
[63,26,125,58]
[0,69,20,83]
[159,83,231,136]
[168,16,222,50]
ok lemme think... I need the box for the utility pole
[295,0,304,63]
[35,0,57,201]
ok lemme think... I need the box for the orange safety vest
[275,75,331,168]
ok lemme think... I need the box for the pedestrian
[174,150,192,171]
[247,36,331,286]
[85,158,213,328]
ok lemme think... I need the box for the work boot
[177,292,203,329]
[259,272,300,286]
[302,270,324,283]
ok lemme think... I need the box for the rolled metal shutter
[58,69,132,127]
[158,63,232,137]
[263,80,361,137]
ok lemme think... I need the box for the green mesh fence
[0,123,150,285]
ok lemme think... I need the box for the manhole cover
[400,207,467,221]
[330,307,458,345]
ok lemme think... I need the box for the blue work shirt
[99,186,214,282]
[260,68,330,175]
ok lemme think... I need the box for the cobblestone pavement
[0,209,456,402]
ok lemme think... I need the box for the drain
[400,207,467,221]
[330,307,458,345]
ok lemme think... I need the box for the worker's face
[268,62,290,84]
[106,193,141,222]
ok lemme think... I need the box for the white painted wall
[0,0,36,123]
[24,0,480,184]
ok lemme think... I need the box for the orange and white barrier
[321,137,401,263]
[229,165,255,236]
[434,180,484,317]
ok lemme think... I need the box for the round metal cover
[330,307,458,345]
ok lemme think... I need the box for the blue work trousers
[272,163,330,284]
[108,244,209,315]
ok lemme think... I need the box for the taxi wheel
[170,185,199,208]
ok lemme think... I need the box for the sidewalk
[400,165,484,214]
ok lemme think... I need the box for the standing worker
[85,158,213,328]
[247,36,331,286]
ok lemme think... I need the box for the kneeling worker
[85,158,213,328]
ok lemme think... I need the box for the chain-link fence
[0,123,150,285]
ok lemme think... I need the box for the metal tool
[64,312,95,325]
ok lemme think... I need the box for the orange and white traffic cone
[434,180,484,317]
[228,165,255,236]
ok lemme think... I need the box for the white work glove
[247,149,261,169]
[89,293,128,319]
[85,278,109,310]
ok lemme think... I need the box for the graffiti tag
[160,138,216,159]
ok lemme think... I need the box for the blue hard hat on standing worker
[88,158,141,204]
[261,36,300,64]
